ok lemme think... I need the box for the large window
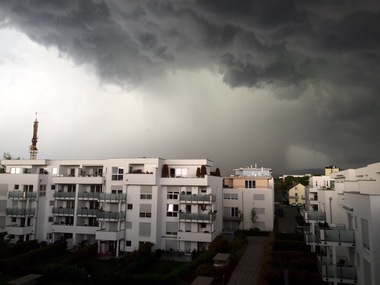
[167,204,179,217]
[223,193,238,200]
[39,185,46,197]
[167,191,179,199]
[245,180,256,188]
[11,167,21,174]
[112,167,124,181]
[140,204,152,218]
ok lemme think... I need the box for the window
[167,191,179,199]
[140,194,152,199]
[24,185,34,192]
[12,217,17,223]
[48,217,53,222]
[50,200,54,206]
[255,208,265,215]
[253,194,265,200]
[15,185,19,190]
[39,185,46,197]
[295,187,297,190]
[201,223,206,228]
[362,218,370,250]
[52,168,58,175]
[200,187,207,193]
[127,204,133,210]
[126,240,131,247]
[166,221,178,235]
[167,204,179,217]
[223,193,237,200]
[140,204,152,218]
[175,168,188,177]
[112,167,124,181]
[11,167,21,174]
[51,185,56,190]
[140,212,152,218]
[245,180,256,188]
[295,193,298,196]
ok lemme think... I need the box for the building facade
[0,158,223,256]
[223,166,274,231]
[288,183,306,207]
[302,162,380,285]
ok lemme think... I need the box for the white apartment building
[302,162,380,285]
[0,158,223,257]
[223,166,274,231]
[305,175,335,211]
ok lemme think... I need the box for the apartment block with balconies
[222,166,274,232]
[0,158,223,257]
[302,162,380,285]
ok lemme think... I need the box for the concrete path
[227,236,268,285]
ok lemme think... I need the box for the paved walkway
[227,236,268,285]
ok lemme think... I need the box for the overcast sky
[1,0,379,175]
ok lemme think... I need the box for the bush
[208,236,230,253]
[62,242,97,267]
[0,239,39,259]
[196,264,214,276]
[43,263,87,282]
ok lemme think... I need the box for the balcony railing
[8,191,37,199]
[6,208,35,217]
[318,256,356,282]
[303,210,326,222]
[78,192,100,200]
[52,208,75,216]
[99,193,126,202]
[54,192,76,199]
[77,208,99,216]
[179,194,215,203]
[179,213,216,222]
[316,225,355,245]
[305,233,319,245]
[97,211,125,220]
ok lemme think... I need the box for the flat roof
[7,274,43,285]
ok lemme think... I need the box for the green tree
[200,165,207,176]
[196,167,201,178]
[215,168,221,177]
[0,152,19,173]
[251,208,258,226]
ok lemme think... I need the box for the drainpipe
[329,197,332,224]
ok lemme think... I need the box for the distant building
[0,158,223,256]
[223,166,274,231]
[302,162,380,284]
[324,165,340,176]
[279,174,312,180]
[288,183,306,207]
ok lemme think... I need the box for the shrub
[0,239,39,259]
[208,236,230,253]
[196,264,214,276]
[62,242,97,267]
[43,263,87,282]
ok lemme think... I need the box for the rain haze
[1,0,380,175]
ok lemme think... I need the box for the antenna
[29,113,38,159]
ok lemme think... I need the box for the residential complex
[0,158,223,256]
[223,166,274,231]
[302,162,380,284]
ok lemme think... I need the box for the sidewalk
[227,236,268,285]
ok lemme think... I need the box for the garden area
[0,231,249,285]
[257,231,323,285]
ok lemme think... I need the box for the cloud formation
[1,0,380,172]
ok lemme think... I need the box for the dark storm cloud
[1,0,380,169]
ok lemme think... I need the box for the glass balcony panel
[179,213,215,221]
[179,194,215,202]
[78,192,100,200]
[77,209,99,216]
[8,191,37,199]
[54,192,76,199]
[6,208,35,216]
[52,208,75,215]
[99,193,126,201]
[97,211,124,220]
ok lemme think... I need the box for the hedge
[0,239,39,259]
[62,242,98,267]
[43,263,87,282]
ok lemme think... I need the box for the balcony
[179,213,216,223]
[5,225,34,235]
[8,191,37,200]
[301,210,326,223]
[178,230,218,243]
[99,193,126,202]
[125,172,156,185]
[78,192,100,200]
[77,208,99,217]
[179,194,215,204]
[53,192,76,200]
[52,175,104,185]
[51,225,97,235]
[97,211,125,221]
[52,208,74,216]
[318,256,356,284]
[223,214,243,221]
[316,225,355,247]
[305,233,319,245]
[6,208,35,217]
[96,229,124,241]
[161,175,209,186]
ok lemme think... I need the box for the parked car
[295,226,304,233]
[291,203,297,207]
